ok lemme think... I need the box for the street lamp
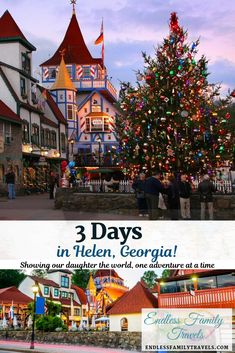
[69,138,75,159]
[30,284,39,349]
[97,137,102,167]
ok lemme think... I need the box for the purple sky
[1,0,235,95]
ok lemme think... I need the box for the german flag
[94,20,104,45]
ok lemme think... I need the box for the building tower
[50,54,77,159]
[40,2,119,168]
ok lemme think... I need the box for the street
[0,340,139,353]
[0,193,142,221]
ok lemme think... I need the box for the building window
[67,104,76,120]
[51,131,57,149]
[120,318,128,331]
[61,276,69,288]
[217,274,235,288]
[61,133,66,152]
[22,53,31,74]
[197,276,217,290]
[66,66,73,78]
[4,123,11,144]
[22,120,30,143]
[85,117,110,133]
[160,281,178,294]
[54,288,59,297]
[106,108,109,113]
[0,121,11,144]
[41,128,45,146]
[48,68,57,79]
[45,129,51,147]
[44,286,49,295]
[31,83,37,104]
[20,77,27,98]
[74,308,81,316]
[82,67,91,77]
[31,124,39,146]
[177,279,194,292]
[61,291,68,298]
[82,309,86,316]
[84,108,87,113]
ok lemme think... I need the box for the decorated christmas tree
[116,12,233,176]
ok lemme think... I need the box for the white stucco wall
[0,75,17,112]
[109,313,141,332]
[0,42,20,68]
[18,276,35,299]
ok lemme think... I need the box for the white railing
[78,180,134,193]
[76,179,233,194]
[193,180,232,194]
[75,78,117,100]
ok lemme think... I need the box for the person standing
[132,173,148,216]
[167,175,180,220]
[5,167,16,200]
[144,171,165,220]
[198,174,216,220]
[178,174,192,219]
[49,171,56,199]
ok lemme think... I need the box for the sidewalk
[0,340,138,353]
[0,193,142,221]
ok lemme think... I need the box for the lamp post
[97,137,102,167]
[30,284,39,349]
[69,138,75,160]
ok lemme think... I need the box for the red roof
[0,10,35,51]
[41,13,103,67]
[107,282,158,315]
[94,270,123,280]
[0,286,32,305]
[30,276,60,288]
[71,285,87,305]
[0,100,22,123]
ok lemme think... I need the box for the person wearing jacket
[167,175,180,220]
[144,171,165,220]
[5,167,16,200]
[178,174,192,219]
[198,174,216,220]
[132,173,148,216]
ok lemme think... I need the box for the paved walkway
[0,193,142,221]
[0,340,138,353]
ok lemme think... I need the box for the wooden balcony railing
[158,286,235,308]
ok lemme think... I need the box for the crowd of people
[132,171,216,220]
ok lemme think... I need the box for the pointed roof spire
[51,53,76,91]
[86,273,96,295]
[0,10,36,51]
[41,11,103,67]
[70,0,77,15]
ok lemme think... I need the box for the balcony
[74,77,117,101]
[158,286,235,308]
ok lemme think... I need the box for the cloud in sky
[0,0,235,93]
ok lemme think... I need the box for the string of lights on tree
[115,12,233,176]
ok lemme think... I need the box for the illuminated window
[31,124,39,146]
[22,120,30,143]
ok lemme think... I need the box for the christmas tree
[116,12,233,176]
